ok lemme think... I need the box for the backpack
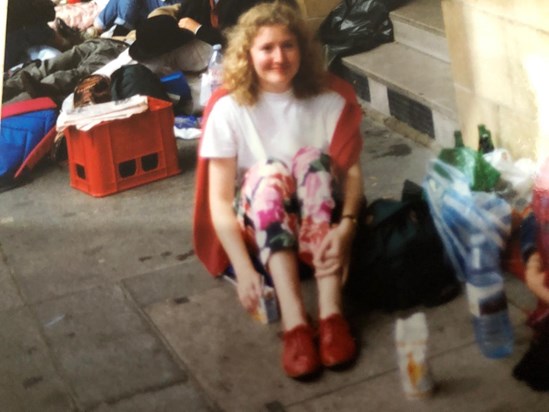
[345,180,460,312]
[0,97,58,192]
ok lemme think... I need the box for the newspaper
[56,95,149,132]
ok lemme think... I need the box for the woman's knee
[245,159,294,195]
[291,146,331,179]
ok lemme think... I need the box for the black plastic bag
[319,0,407,65]
[345,180,460,312]
[110,64,170,103]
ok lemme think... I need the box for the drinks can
[395,313,435,399]
[397,343,435,398]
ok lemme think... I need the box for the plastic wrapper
[423,159,512,281]
[395,312,434,398]
[483,148,536,212]
[250,284,279,325]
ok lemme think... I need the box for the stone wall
[442,0,549,162]
[296,0,341,33]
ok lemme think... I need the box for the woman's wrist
[338,214,358,236]
[340,214,358,225]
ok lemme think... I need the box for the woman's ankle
[282,312,308,331]
[318,305,341,320]
[316,274,343,319]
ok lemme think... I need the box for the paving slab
[0,307,75,412]
[145,273,531,412]
[0,159,196,304]
[147,284,351,412]
[122,256,222,308]
[0,252,24,311]
[92,383,216,412]
[360,117,436,200]
[32,285,187,410]
[286,336,546,412]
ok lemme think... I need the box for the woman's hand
[525,252,549,304]
[178,17,200,33]
[313,220,356,280]
[236,268,264,313]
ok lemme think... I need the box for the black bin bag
[319,0,408,65]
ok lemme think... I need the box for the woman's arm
[338,161,364,225]
[208,158,263,311]
[525,252,549,305]
[520,212,549,304]
[314,160,364,280]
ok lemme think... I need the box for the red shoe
[318,314,357,368]
[282,324,322,379]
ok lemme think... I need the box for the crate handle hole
[141,153,159,171]
[119,160,136,178]
[76,164,86,180]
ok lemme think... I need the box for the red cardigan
[193,74,364,276]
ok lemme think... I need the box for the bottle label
[397,343,435,398]
[466,282,508,317]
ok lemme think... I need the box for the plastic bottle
[478,124,495,154]
[208,44,224,93]
[465,243,514,358]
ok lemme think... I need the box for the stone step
[390,0,450,62]
[339,41,458,147]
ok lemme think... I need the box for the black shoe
[513,333,549,391]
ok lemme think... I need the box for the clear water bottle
[465,245,514,358]
[208,44,224,93]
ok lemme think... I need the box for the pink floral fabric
[236,146,334,267]
[54,1,102,31]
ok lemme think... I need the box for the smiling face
[249,24,301,93]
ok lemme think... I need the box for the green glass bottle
[454,130,464,148]
[478,124,495,154]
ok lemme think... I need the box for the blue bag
[1,97,58,191]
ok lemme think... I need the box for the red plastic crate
[65,97,181,197]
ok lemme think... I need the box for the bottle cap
[213,44,222,51]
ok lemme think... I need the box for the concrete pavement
[0,112,546,411]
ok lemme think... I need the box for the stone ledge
[296,0,340,19]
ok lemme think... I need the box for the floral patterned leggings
[235,146,336,268]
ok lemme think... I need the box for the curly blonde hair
[222,2,328,105]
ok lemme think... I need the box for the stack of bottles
[465,235,514,358]
[452,124,495,153]
[452,124,514,358]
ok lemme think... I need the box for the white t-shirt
[200,89,345,180]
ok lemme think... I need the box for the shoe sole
[323,357,357,371]
[288,367,323,381]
